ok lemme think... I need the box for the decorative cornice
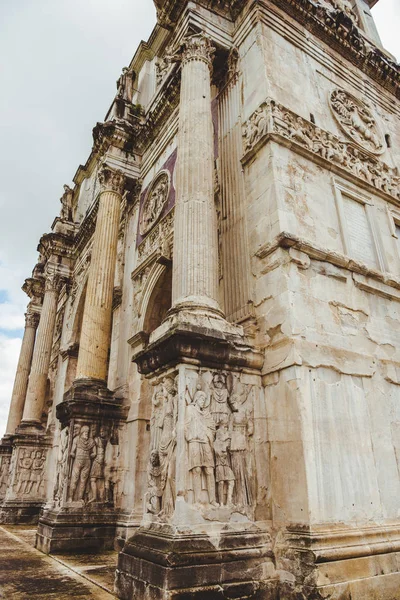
[74,200,99,255]
[153,0,244,26]
[37,230,75,262]
[98,164,126,195]
[242,98,400,203]
[267,0,399,98]
[22,277,44,303]
[92,118,141,156]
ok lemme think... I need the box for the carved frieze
[139,171,170,237]
[329,88,384,154]
[242,98,400,202]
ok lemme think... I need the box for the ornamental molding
[242,98,400,203]
[329,88,384,155]
[22,277,44,304]
[92,119,141,156]
[266,0,399,99]
[98,163,126,195]
[139,170,171,237]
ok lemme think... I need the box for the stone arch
[138,262,172,335]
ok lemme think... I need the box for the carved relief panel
[0,454,11,500]
[145,366,266,525]
[10,447,48,499]
[139,171,170,237]
[53,420,120,508]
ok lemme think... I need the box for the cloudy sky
[0,0,398,438]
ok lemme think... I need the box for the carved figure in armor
[15,450,33,495]
[60,184,73,221]
[243,117,259,152]
[54,427,69,503]
[287,115,312,149]
[68,425,96,502]
[0,456,10,495]
[116,67,134,103]
[229,384,254,508]
[89,425,109,503]
[214,422,235,507]
[331,0,358,21]
[210,372,232,426]
[158,377,177,516]
[28,450,45,495]
[185,390,217,506]
[253,106,268,140]
[147,450,163,514]
[155,45,174,86]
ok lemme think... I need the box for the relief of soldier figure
[66,421,116,505]
[14,448,46,497]
[146,369,255,518]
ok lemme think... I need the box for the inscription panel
[342,196,377,267]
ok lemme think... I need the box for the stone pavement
[0,525,117,599]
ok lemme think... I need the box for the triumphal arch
[1,0,400,597]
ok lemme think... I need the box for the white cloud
[0,335,22,438]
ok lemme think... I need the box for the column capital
[180,34,215,69]
[25,311,40,329]
[98,163,126,195]
[45,272,64,294]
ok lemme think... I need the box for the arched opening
[143,265,172,334]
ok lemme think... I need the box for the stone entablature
[242,97,400,203]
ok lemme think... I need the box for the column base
[0,432,51,524]
[36,504,119,554]
[133,309,263,375]
[0,500,44,524]
[115,527,275,600]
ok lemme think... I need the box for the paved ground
[0,525,118,599]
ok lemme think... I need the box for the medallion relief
[329,88,384,155]
[139,171,170,237]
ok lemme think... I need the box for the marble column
[171,34,222,315]
[5,311,40,435]
[21,275,61,427]
[75,164,125,382]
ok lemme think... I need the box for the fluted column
[75,164,125,381]
[21,275,61,426]
[5,311,40,434]
[172,35,222,315]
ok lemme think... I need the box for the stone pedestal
[0,431,51,524]
[115,329,272,598]
[36,378,128,553]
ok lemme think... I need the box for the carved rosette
[98,164,126,195]
[180,34,215,70]
[25,311,40,329]
[329,88,384,155]
[139,171,170,237]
